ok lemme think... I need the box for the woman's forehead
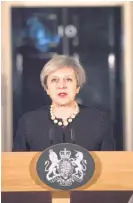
[49,66,75,77]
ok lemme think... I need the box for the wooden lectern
[2,152,133,203]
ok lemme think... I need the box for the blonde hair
[40,55,86,89]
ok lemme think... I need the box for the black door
[11,6,123,149]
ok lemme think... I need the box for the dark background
[11,7,123,150]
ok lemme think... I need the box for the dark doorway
[11,7,123,150]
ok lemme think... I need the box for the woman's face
[46,67,80,106]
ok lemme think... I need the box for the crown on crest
[59,148,71,159]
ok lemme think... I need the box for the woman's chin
[54,100,74,107]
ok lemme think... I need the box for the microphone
[62,131,65,143]
[70,128,76,144]
[49,127,54,145]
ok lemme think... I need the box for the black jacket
[13,105,116,151]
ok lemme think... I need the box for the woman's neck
[51,102,77,120]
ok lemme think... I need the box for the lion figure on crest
[71,151,87,179]
[44,149,60,181]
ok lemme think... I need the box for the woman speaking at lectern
[13,55,115,151]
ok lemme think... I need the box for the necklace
[50,103,79,126]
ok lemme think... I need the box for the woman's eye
[66,78,72,82]
[51,78,57,83]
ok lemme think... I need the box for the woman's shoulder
[20,105,50,120]
[78,104,112,122]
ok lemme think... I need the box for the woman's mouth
[58,93,68,98]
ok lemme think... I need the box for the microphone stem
[71,129,75,144]
[63,132,65,143]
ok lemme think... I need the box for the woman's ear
[44,86,49,95]
[46,89,49,95]
[76,86,80,94]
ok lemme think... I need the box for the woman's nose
[58,79,67,89]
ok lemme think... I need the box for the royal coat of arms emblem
[44,148,87,186]
[36,143,95,190]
